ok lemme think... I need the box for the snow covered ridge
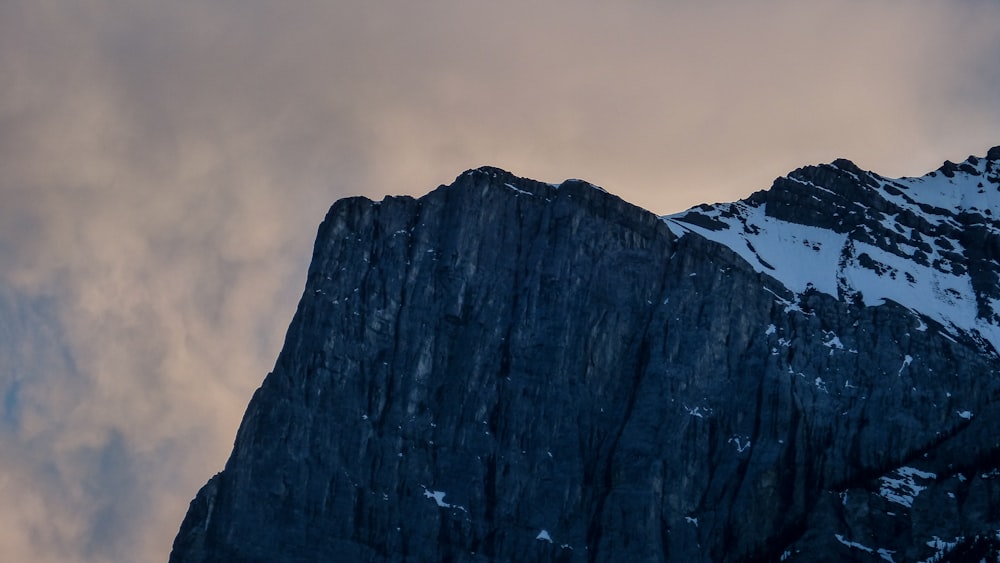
[665,146,1000,353]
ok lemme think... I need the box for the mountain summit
[172,148,1000,562]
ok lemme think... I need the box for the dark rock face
[172,153,1000,562]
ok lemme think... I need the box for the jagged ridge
[668,147,1000,355]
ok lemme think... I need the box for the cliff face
[172,151,1000,562]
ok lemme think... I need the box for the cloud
[0,1,998,561]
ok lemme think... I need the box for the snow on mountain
[665,147,1000,353]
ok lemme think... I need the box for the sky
[1,1,999,561]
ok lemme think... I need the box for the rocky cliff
[172,149,1000,562]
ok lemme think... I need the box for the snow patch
[728,436,751,453]
[879,467,936,508]
[421,486,468,512]
[877,548,896,562]
[665,203,847,297]
[822,332,844,350]
[684,404,711,418]
[504,183,534,196]
[919,536,963,563]
[835,534,873,554]
[834,534,895,561]
[898,355,913,376]
[813,377,828,393]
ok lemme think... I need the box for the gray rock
[172,152,1000,562]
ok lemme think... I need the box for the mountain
[171,147,1000,562]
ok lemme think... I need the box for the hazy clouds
[2,1,999,560]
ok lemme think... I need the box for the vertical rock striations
[173,150,1000,562]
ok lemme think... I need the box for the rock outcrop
[172,150,1000,562]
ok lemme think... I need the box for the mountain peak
[173,146,1000,563]
[464,165,516,179]
[829,157,864,174]
[668,146,1000,355]
[456,166,611,201]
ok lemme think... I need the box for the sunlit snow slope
[666,146,1000,353]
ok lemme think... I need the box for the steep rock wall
[172,163,1000,562]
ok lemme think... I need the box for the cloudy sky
[2,1,999,561]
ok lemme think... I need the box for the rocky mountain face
[172,148,1000,562]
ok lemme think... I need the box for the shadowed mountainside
[173,150,1000,562]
